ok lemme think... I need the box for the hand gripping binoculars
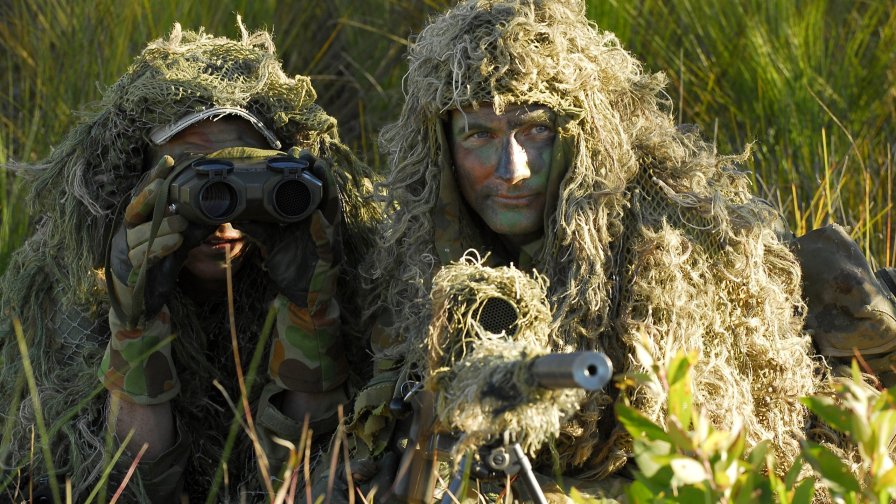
[168,152,323,225]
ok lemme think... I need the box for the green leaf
[725,428,747,463]
[676,485,713,503]
[632,436,674,478]
[872,465,896,497]
[792,478,816,504]
[666,352,695,428]
[874,386,896,412]
[800,441,862,495]
[615,403,672,443]
[667,352,694,386]
[665,420,695,452]
[625,480,658,504]
[871,410,896,458]
[703,429,734,455]
[784,456,804,489]
[632,464,676,498]
[800,396,852,434]
[748,439,771,467]
[670,457,709,486]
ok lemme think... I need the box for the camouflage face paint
[448,104,556,249]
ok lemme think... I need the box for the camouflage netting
[410,255,585,457]
[0,18,380,501]
[362,0,826,485]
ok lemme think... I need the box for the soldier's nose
[496,136,530,184]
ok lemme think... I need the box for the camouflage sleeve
[98,304,179,404]
[346,317,405,458]
[269,294,348,392]
[795,224,896,385]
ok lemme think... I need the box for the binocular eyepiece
[168,154,323,225]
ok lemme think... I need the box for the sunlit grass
[0,0,894,501]
[588,0,896,263]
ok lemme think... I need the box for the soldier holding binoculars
[0,22,380,502]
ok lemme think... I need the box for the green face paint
[448,103,556,248]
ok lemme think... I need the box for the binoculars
[168,153,323,225]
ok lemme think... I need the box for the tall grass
[0,0,894,500]
[3,1,893,273]
[589,0,896,263]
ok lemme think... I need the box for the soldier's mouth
[201,237,246,256]
[204,236,242,246]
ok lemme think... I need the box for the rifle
[381,259,613,503]
[389,351,612,503]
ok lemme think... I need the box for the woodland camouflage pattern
[352,0,828,497]
[0,19,380,501]
[100,305,179,403]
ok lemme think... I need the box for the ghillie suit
[0,20,380,502]
[350,0,824,498]
[414,256,586,458]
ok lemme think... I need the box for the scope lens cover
[267,156,310,173]
[273,179,313,219]
[192,158,235,174]
[477,297,519,336]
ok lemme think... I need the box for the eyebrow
[508,108,555,127]
[454,110,555,133]
[456,119,491,133]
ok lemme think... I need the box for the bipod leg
[441,452,471,504]
[508,443,547,504]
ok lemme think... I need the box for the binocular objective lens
[477,297,519,337]
[199,181,238,220]
[274,179,312,219]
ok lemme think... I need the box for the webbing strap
[105,154,201,328]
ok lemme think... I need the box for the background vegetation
[0,0,894,501]
[1,0,894,273]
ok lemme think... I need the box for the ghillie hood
[365,0,820,480]
[13,17,377,309]
[0,19,380,501]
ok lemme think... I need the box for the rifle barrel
[529,351,612,391]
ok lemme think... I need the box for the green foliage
[800,362,896,503]
[615,350,793,503]
[614,347,896,503]
[0,136,28,274]
[1,1,895,500]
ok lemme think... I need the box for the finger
[129,233,184,269]
[124,178,167,226]
[127,217,187,267]
[308,211,333,249]
[126,215,188,249]
[309,210,342,268]
[147,154,175,183]
[309,158,342,222]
